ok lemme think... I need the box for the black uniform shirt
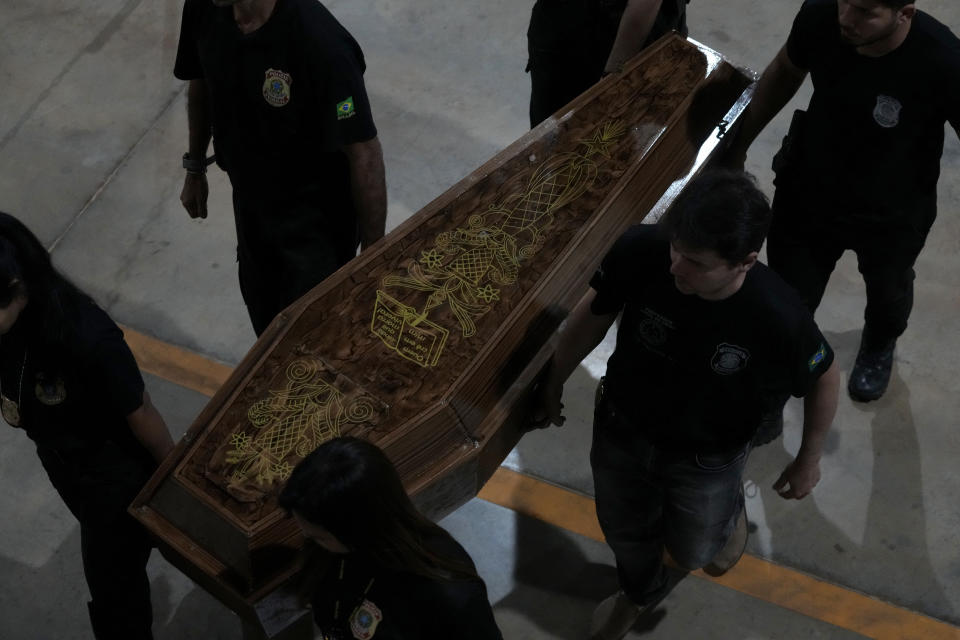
[311,534,503,640]
[0,300,152,522]
[527,0,687,56]
[785,0,960,222]
[591,225,834,453]
[174,0,377,185]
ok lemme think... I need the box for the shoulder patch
[337,96,356,120]
[808,342,827,371]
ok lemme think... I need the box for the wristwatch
[182,152,214,175]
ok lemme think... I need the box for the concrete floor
[2,0,960,638]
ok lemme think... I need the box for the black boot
[848,332,896,402]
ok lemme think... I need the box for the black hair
[875,0,912,10]
[279,437,480,583]
[0,212,92,354]
[658,170,771,264]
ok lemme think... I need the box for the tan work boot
[589,590,646,640]
[703,503,748,577]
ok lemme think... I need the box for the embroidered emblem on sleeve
[873,95,902,128]
[349,599,382,639]
[711,343,750,375]
[337,97,356,120]
[262,68,292,107]
[808,342,827,372]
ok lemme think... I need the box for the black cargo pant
[768,187,936,346]
[38,442,155,640]
[81,512,154,640]
[232,183,359,336]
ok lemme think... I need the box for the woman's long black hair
[0,211,92,355]
[279,437,480,583]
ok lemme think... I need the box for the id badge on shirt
[349,599,382,639]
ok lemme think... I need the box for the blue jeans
[590,396,749,606]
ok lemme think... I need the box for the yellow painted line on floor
[121,325,233,396]
[121,325,960,640]
[478,467,960,640]
[477,464,605,542]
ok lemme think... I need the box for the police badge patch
[35,372,67,406]
[349,599,382,639]
[638,318,668,347]
[262,68,292,107]
[873,94,902,128]
[711,343,750,375]
[1,394,22,427]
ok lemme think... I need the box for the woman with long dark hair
[0,212,174,639]
[279,437,503,640]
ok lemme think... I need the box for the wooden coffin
[131,34,754,619]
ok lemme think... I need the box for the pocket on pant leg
[694,447,747,472]
[664,450,747,569]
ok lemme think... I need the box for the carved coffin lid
[132,35,753,607]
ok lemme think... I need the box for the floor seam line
[46,87,184,254]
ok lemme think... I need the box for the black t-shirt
[591,225,834,452]
[174,0,377,187]
[310,533,503,640]
[783,0,960,223]
[528,0,688,55]
[0,300,153,522]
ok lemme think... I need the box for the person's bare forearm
[344,137,387,249]
[797,360,839,464]
[127,391,175,465]
[187,78,212,160]
[726,46,808,165]
[604,0,663,73]
[533,290,617,426]
[181,79,213,219]
[772,360,838,499]
[549,291,616,388]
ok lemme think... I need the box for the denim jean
[590,396,749,606]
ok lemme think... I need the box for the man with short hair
[726,0,960,402]
[526,0,690,127]
[535,172,839,640]
[176,0,387,336]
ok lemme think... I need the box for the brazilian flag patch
[808,342,827,371]
[336,96,356,120]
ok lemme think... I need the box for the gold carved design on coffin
[371,121,627,368]
[205,358,386,502]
